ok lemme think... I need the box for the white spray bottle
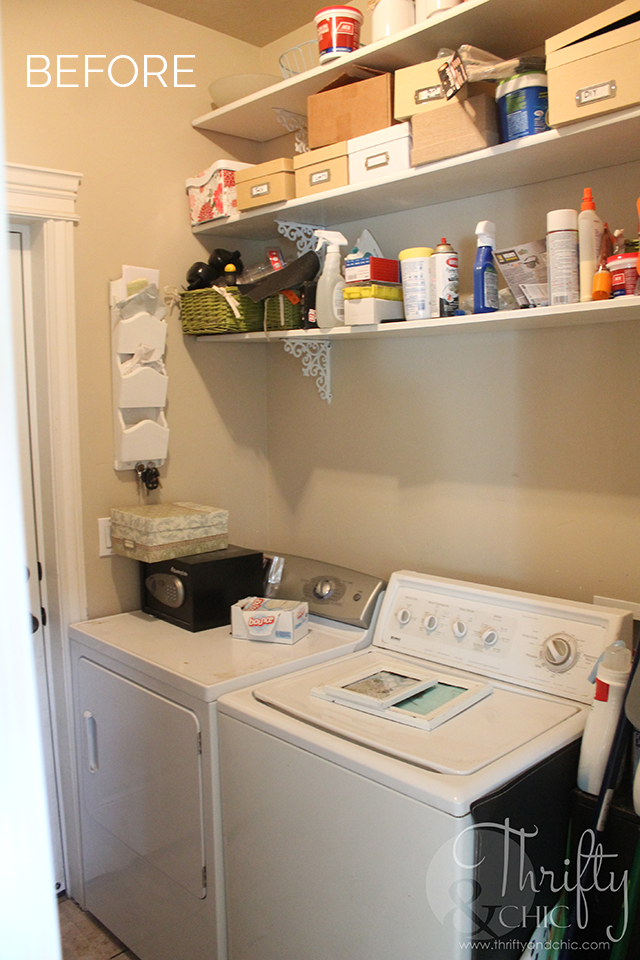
[315,230,348,328]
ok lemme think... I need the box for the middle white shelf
[196,297,640,343]
[192,106,640,241]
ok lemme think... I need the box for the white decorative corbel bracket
[275,220,319,256]
[273,108,308,154]
[283,339,331,403]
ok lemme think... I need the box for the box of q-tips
[231,597,309,644]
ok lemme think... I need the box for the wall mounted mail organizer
[110,266,169,471]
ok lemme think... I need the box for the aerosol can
[429,238,459,317]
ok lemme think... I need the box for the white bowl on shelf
[208,74,281,108]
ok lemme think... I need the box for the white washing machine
[69,555,385,960]
[217,570,633,960]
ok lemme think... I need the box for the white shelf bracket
[275,220,319,255]
[283,339,332,403]
[273,108,308,153]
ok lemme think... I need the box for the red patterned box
[186,160,253,225]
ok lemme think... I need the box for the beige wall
[265,164,640,605]
[2,0,272,617]
[5,0,640,619]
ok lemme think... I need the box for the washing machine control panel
[376,572,633,704]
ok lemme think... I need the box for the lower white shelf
[196,296,640,343]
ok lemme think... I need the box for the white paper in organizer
[110,268,169,470]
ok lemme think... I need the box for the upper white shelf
[197,297,640,343]
[192,105,640,240]
[192,0,618,143]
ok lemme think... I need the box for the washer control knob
[424,614,438,633]
[482,629,499,647]
[543,634,576,671]
[313,578,334,600]
[452,619,467,639]
[397,608,411,626]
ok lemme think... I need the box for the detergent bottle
[315,230,348,328]
[578,187,604,302]
[473,220,498,314]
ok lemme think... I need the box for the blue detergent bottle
[473,220,499,313]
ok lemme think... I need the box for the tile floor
[58,895,139,960]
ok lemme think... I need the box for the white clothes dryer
[69,555,385,960]
[217,570,632,960]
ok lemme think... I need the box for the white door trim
[6,162,85,892]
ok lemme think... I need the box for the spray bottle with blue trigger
[314,229,348,328]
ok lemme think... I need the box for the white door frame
[6,162,86,893]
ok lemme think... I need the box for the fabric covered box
[186,160,253,225]
[545,0,640,126]
[110,502,229,562]
[410,94,499,167]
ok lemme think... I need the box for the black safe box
[141,544,264,631]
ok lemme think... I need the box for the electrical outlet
[593,595,640,621]
[98,517,113,557]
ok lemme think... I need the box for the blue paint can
[495,73,549,142]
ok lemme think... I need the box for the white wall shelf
[192,107,640,241]
[192,0,616,143]
[189,0,640,352]
[196,297,640,342]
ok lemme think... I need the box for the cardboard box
[231,597,309,644]
[110,502,229,563]
[344,256,400,284]
[394,59,495,122]
[293,141,348,197]
[410,94,499,167]
[348,123,411,185]
[394,58,466,121]
[235,158,295,210]
[185,160,253,225]
[546,0,640,126]
[308,71,395,149]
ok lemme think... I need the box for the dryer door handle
[83,710,99,773]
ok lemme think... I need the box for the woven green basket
[180,287,302,335]
[263,294,302,331]
[180,287,263,335]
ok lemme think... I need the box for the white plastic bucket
[372,0,415,42]
[314,6,363,63]
[496,73,549,142]
[607,254,639,296]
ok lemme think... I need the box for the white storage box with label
[186,160,253,225]
[231,597,309,644]
[347,123,411,185]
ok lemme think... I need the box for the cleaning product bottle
[431,238,459,317]
[473,220,498,314]
[315,230,348,328]
[577,640,632,795]
[547,208,579,305]
[578,187,604,303]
